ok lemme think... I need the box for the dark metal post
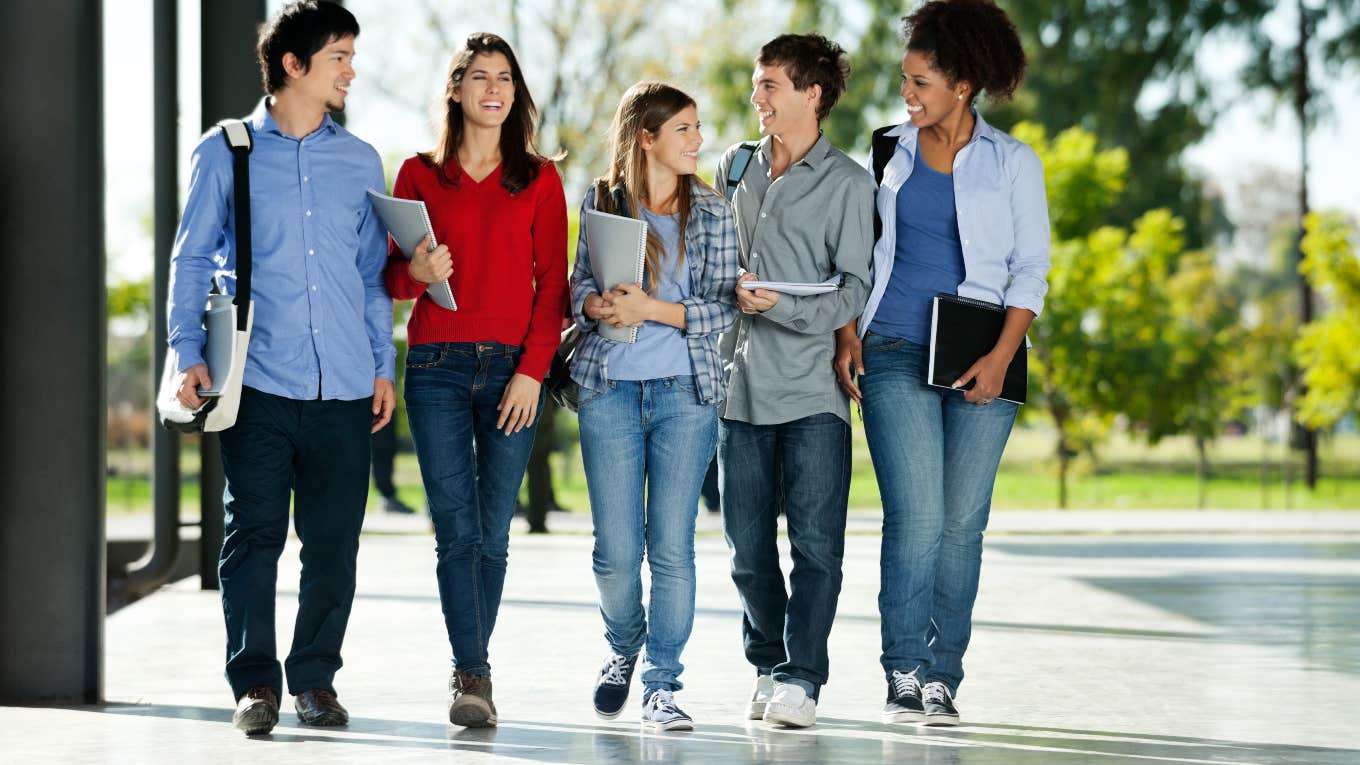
[198,0,267,590]
[1293,0,1319,490]
[127,0,182,596]
[0,0,105,703]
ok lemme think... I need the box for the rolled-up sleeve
[1002,145,1050,317]
[167,136,230,371]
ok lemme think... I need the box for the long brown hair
[421,33,557,194]
[593,82,699,293]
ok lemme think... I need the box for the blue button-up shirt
[168,98,395,401]
[859,110,1050,337]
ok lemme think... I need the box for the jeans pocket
[406,343,443,368]
[577,383,608,408]
[862,333,907,354]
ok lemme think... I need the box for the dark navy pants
[217,386,371,701]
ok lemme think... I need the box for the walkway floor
[6,510,1360,764]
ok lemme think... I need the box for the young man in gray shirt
[715,33,875,728]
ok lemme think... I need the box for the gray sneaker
[232,686,279,736]
[922,681,960,726]
[448,670,498,728]
[642,689,693,731]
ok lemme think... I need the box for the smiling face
[453,52,516,130]
[641,104,703,178]
[287,35,356,112]
[750,62,820,137]
[899,49,969,129]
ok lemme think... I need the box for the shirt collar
[758,132,834,171]
[247,96,340,138]
[689,179,729,217]
[886,107,997,147]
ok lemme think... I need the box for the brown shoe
[294,688,349,726]
[447,671,497,728]
[233,686,279,736]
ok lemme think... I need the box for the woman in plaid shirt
[569,82,739,731]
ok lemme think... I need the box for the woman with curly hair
[834,0,1050,726]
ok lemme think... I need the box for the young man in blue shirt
[167,0,394,736]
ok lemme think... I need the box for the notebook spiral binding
[624,220,649,344]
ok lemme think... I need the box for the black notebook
[927,294,1028,404]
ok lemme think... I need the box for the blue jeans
[577,376,717,693]
[718,412,850,700]
[860,333,1018,694]
[217,386,372,700]
[404,342,541,676]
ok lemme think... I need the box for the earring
[957,93,965,101]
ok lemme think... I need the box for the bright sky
[103,1,1360,282]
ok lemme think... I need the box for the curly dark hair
[900,0,1026,102]
[757,33,851,121]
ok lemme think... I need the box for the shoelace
[311,689,338,706]
[455,673,486,694]
[600,654,631,686]
[923,682,949,705]
[648,690,685,717]
[890,669,921,698]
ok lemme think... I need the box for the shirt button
[305,210,312,217]
[313,329,319,334]
[308,249,315,255]
[303,176,309,182]
[311,285,318,291]
[964,239,970,245]
[760,212,767,219]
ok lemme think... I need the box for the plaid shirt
[570,180,740,405]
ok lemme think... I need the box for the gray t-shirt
[715,134,875,425]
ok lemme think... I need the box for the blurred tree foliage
[1295,211,1360,429]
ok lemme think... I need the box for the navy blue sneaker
[593,652,638,719]
[883,669,925,723]
[922,681,960,726]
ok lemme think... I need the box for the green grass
[105,427,1360,516]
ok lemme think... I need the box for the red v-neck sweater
[384,155,568,381]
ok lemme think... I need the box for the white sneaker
[642,689,693,731]
[761,682,816,728]
[747,674,775,720]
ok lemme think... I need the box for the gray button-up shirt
[715,134,875,425]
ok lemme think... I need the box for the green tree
[1013,121,1127,508]
[988,0,1273,248]
[1295,211,1360,429]
[1159,249,1252,508]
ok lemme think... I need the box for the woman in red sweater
[383,32,567,729]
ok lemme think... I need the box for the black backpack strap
[723,142,759,201]
[870,125,897,186]
[870,125,898,242]
[218,119,253,331]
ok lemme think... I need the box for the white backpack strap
[218,118,253,152]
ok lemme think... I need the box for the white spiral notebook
[367,189,457,311]
[582,208,648,344]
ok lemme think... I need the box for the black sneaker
[922,681,959,726]
[593,652,638,719]
[882,669,925,723]
[382,496,416,514]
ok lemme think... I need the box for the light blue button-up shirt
[859,110,1050,337]
[168,98,395,401]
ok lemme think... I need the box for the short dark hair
[756,33,850,122]
[256,1,360,95]
[900,0,1026,102]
